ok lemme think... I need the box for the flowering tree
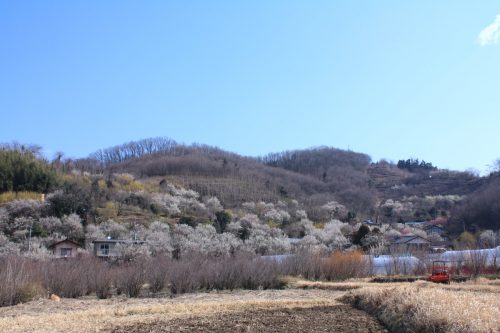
[99,220,128,239]
[144,221,173,256]
[0,233,20,256]
[39,217,62,234]
[204,197,223,216]
[479,230,498,248]
[264,209,290,225]
[294,209,308,220]
[61,214,84,239]
[321,201,348,221]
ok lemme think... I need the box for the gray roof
[391,235,430,244]
[92,239,145,244]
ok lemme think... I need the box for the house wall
[388,241,430,254]
[93,242,118,257]
[53,242,79,258]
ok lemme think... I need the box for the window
[100,244,109,255]
[60,248,72,257]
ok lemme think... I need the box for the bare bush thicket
[88,259,114,299]
[323,251,371,280]
[452,178,500,232]
[42,259,90,298]
[467,250,490,277]
[146,255,171,294]
[0,256,43,306]
[114,261,147,297]
[0,250,375,307]
[281,251,370,281]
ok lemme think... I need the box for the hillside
[1,138,498,246]
[75,138,499,232]
[83,139,484,215]
[367,163,484,199]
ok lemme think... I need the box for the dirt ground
[111,304,389,333]
[0,289,382,333]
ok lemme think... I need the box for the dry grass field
[0,278,497,333]
[0,289,386,333]
[342,279,500,333]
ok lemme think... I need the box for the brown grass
[1,274,498,333]
[341,280,500,333]
[282,276,363,291]
[0,191,44,203]
[0,289,341,333]
[323,250,370,280]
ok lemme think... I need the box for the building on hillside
[427,217,448,226]
[49,239,82,258]
[429,242,452,253]
[402,221,426,228]
[92,239,145,258]
[424,224,446,237]
[387,234,430,254]
[363,219,378,225]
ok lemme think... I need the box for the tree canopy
[397,158,437,172]
[0,148,58,193]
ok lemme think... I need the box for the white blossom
[61,214,84,239]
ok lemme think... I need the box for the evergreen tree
[0,148,58,193]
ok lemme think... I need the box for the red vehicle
[428,260,450,283]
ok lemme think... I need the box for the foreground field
[112,304,388,333]
[0,279,498,333]
[0,289,387,333]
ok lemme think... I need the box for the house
[402,221,426,228]
[424,224,445,236]
[49,239,82,258]
[92,239,145,258]
[427,217,448,226]
[387,234,430,254]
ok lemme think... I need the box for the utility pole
[28,221,33,252]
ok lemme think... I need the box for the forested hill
[260,147,371,180]
[71,138,482,214]
[1,138,497,233]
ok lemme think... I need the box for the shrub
[281,251,324,280]
[147,256,171,294]
[15,282,44,304]
[0,256,43,306]
[322,250,369,280]
[87,259,113,299]
[114,261,147,297]
[42,260,89,298]
[280,250,370,281]
[168,259,200,294]
[167,255,283,294]
[241,257,283,289]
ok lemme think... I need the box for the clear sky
[1,1,499,173]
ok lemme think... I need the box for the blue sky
[1,1,499,173]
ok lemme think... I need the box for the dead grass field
[285,276,499,332]
[340,278,500,333]
[0,278,498,333]
[0,289,367,333]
